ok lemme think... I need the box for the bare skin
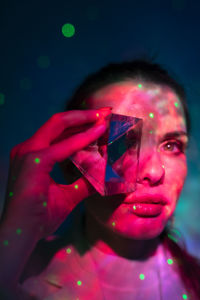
[0,108,111,289]
[0,80,189,298]
[83,80,188,259]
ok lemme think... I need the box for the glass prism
[69,113,143,195]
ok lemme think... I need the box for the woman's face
[84,80,188,240]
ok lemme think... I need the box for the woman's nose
[136,149,165,186]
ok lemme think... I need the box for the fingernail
[97,107,112,119]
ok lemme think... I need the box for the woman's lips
[123,194,168,205]
[122,194,168,217]
[124,203,164,217]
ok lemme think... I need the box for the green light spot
[112,222,115,227]
[174,102,179,108]
[86,6,99,21]
[182,294,188,299]
[0,93,5,105]
[66,248,71,254]
[133,205,136,210]
[62,23,75,38]
[3,240,9,246]
[20,78,32,91]
[139,273,145,280]
[35,158,40,164]
[77,280,82,286]
[149,130,153,134]
[37,56,50,69]
[16,228,22,235]
[43,201,47,207]
[167,258,173,265]
[74,184,79,189]
[167,233,178,243]
[9,192,13,197]
[81,101,86,108]
[171,228,181,237]
[138,84,142,88]
[149,112,154,118]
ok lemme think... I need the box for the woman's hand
[2,109,111,241]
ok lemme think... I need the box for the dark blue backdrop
[1,0,200,257]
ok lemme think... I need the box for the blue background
[0,0,200,257]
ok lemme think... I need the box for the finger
[30,109,109,148]
[43,119,108,168]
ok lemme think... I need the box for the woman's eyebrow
[160,130,188,140]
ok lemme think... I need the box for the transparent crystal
[69,113,143,195]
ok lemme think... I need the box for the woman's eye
[162,141,184,153]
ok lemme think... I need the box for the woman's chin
[109,222,166,240]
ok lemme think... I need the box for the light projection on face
[82,81,188,240]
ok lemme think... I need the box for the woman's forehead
[86,80,186,131]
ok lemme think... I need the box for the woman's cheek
[163,155,187,219]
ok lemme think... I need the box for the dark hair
[65,58,191,137]
[60,58,200,299]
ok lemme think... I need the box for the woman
[0,59,199,299]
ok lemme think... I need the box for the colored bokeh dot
[96,113,99,117]
[35,158,40,164]
[16,228,22,235]
[171,228,181,237]
[149,112,154,118]
[167,233,177,243]
[74,184,79,189]
[86,5,99,21]
[139,273,145,280]
[182,294,188,299]
[133,205,136,210]
[81,100,86,108]
[37,55,50,69]
[66,248,71,254]
[174,102,179,108]
[3,240,9,246]
[162,165,165,169]
[20,78,32,90]
[112,221,115,227]
[77,280,82,286]
[9,191,13,197]
[0,93,5,105]
[167,258,173,265]
[149,130,153,134]
[138,84,142,88]
[172,0,186,11]
[43,201,47,207]
[62,23,75,38]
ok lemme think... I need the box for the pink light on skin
[55,250,67,261]
[83,80,188,257]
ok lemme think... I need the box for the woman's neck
[84,210,161,260]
